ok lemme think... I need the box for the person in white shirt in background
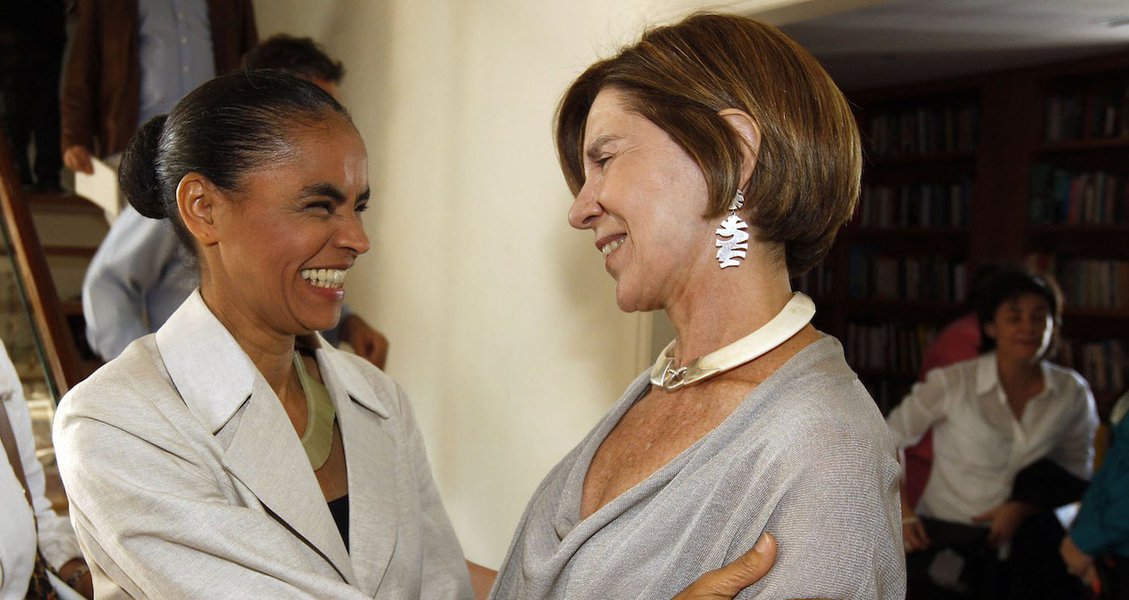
[888,266,1099,598]
[0,339,92,599]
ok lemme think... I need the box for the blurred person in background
[0,0,66,193]
[1,339,92,599]
[889,267,1098,599]
[1060,389,1129,598]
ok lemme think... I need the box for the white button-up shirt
[136,0,215,126]
[886,353,1099,524]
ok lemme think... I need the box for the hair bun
[119,115,169,219]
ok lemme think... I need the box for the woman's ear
[176,172,222,247]
[718,108,761,188]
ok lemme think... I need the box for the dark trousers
[1098,555,1129,600]
[0,3,65,188]
[907,515,1087,599]
[907,518,1001,600]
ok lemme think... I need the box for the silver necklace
[649,292,816,392]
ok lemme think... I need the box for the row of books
[866,102,979,157]
[1029,165,1129,225]
[857,180,972,228]
[1045,85,1129,142]
[791,262,833,299]
[1026,254,1129,310]
[843,321,935,377]
[1057,339,1127,396]
[848,250,969,302]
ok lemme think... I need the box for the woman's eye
[355,201,369,214]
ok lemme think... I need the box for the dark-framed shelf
[1025,226,1129,258]
[841,231,972,256]
[1059,311,1129,339]
[842,226,972,238]
[842,298,967,322]
[806,49,1129,413]
[865,151,978,167]
[1037,137,1129,153]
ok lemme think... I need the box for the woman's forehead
[1001,293,1049,309]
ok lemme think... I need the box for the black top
[328,494,349,550]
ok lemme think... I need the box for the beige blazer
[54,292,472,599]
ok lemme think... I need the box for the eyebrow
[301,182,370,203]
[584,135,620,162]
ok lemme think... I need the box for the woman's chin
[614,290,660,314]
[295,313,342,336]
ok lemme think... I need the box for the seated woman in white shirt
[886,267,1099,598]
[0,339,92,599]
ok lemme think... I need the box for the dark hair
[974,266,1063,354]
[241,34,345,84]
[555,13,861,276]
[119,70,351,252]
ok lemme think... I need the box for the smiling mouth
[600,236,626,256]
[301,268,347,289]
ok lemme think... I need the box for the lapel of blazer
[155,292,357,586]
[223,379,357,584]
[317,345,399,595]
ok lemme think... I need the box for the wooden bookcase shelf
[798,50,1129,416]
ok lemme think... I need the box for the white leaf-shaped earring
[715,189,749,268]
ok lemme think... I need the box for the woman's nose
[338,213,371,256]
[568,183,602,230]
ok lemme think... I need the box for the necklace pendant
[662,365,688,389]
[648,292,817,391]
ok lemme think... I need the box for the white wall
[252,0,835,567]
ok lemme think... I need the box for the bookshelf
[797,50,1129,417]
[1025,53,1129,410]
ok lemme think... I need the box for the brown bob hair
[555,13,861,276]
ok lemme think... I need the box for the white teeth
[600,237,625,256]
[300,268,347,289]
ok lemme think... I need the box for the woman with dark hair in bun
[51,71,472,599]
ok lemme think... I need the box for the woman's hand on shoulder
[672,533,776,599]
[340,314,389,370]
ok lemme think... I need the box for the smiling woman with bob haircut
[490,13,904,599]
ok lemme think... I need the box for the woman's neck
[199,285,296,398]
[995,353,1042,389]
[663,262,795,366]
